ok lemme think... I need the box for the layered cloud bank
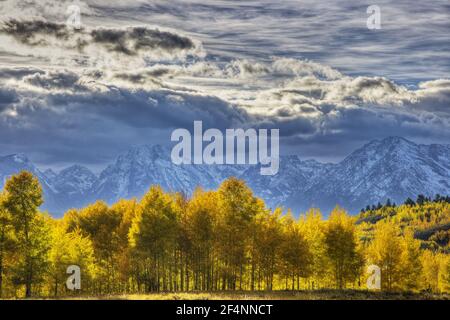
[0,1,449,168]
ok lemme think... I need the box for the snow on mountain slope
[286,137,450,214]
[0,137,449,216]
[241,155,332,209]
[93,145,246,203]
[0,153,59,211]
[52,165,98,195]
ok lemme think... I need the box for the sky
[0,0,449,171]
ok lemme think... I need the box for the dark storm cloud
[112,69,172,85]
[23,70,84,90]
[0,88,18,111]
[90,27,195,56]
[0,68,251,166]
[282,106,449,162]
[1,64,449,168]
[0,19,200,61]
[1,19,75,46]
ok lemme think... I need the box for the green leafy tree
[0,192,15,297]
[3,171,49,298]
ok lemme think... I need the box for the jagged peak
[302,158,322,165]
[44,168,57,178]
[57,164,97,179]
[1,137,448,216]
[118,144,171,162]
[0,153,30,164]
[379,136,416,146]
[352,136,419,154]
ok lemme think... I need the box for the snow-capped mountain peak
[286,136,450,214]
[52,165,97,195]
[0,137,449,217]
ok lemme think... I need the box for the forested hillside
[0,171,448,298]
[357,196,450,253]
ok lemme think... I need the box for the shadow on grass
[29,290,449,300]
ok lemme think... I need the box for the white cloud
[0,1,448,166]
[0,0,96,21]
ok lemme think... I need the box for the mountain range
[0,137,449,217]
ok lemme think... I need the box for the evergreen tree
[386,199,392,207]
[416,194,426,205]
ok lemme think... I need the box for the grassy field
[54,290,448,300]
